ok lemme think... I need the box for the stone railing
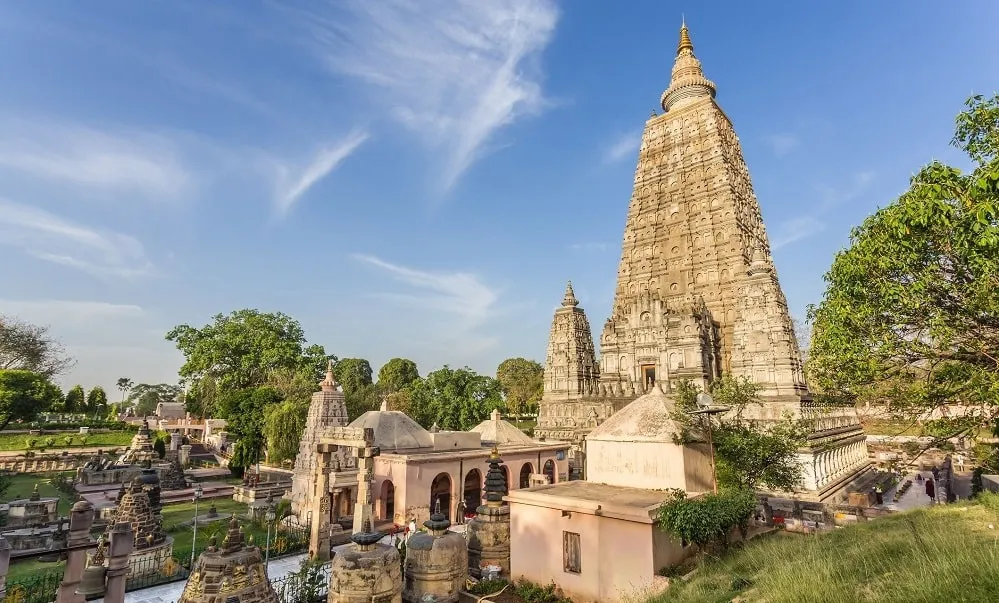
[0,453,89,473]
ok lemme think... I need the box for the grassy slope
[651,493,999,603]
[3,471,77,514]
[0,431,135,451]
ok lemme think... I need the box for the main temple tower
[537,23,868,498]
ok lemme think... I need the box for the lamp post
[264,505,276,568]
[687,392,730,494]
[191,484,203,568]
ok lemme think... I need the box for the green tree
[671,376,807,492]
[333,358,373,395]
[0,315,75,378]
[153,436,167,459]
[85,386,109,415]
[128,383,182,417]
[377,358,420,393]
[116,377,133,404]
[263,398,310,463]
[219,386,283,471]
[345,383,384,422]
[496,357,544,416]
[655,488,757,551]
[0,369,63,430]
[406,366,505,431]
[808,94,999,438]
[166,309,334,400]
[63,385,85,413]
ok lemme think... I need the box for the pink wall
[509,501,670,602]
[372,449,567,526]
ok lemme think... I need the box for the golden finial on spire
[677,19,694,55]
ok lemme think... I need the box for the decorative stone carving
[178,516,279,603]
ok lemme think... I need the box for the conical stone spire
[320,359,337,392]
[561,281,579,307]
[482,446,508,508]
[661,21,716,112]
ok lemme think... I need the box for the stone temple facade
[290,360,354,522]
[536,23,868,500]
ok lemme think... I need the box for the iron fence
[271,559,332,603]
[123,554,190,592]
[3,569,62,603]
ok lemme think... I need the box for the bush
[44,437,56,448]
[468,578,509,595]
[513,580,571,603]
[62,435,74,446]
[153,437,167,459]
[655,488,757,551]
[25,438,36,449]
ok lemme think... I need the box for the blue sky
[1,1,997,396]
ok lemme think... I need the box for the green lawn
[2,471,77,514]
[0,430,135,452]
[649,493,999,603]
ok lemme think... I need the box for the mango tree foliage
[85,386,109,415]
[406,366,505,431]
[166,309,334,393]
[219,386,282,470]
[63,385,85,413]
[496,357,543,416]
[333,358,373,395]
[263,398,310,463]
[808,95,999,436]
[0,369,63,429]
[377,358,420,393]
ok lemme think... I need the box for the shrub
[25,438,37,449]
[44,437,56,448]
[468,578,509,595]
[62,436,74,446]
[514,580,571,603]
[655,488,757,551]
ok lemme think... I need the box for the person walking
[925,477,936,502]
[874,484,884,505]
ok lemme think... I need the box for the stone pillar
[332,488,343,523]
[56,500,94,603]
[179,444,192,467]
[354,429,380,534]
[309,449,332,561]
[0,535,10,600]
[103,523,134,603]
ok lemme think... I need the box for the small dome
[347,409,433,451]
[586,392,682,443]
[469,409,536,446]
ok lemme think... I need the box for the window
[563,531,581,574]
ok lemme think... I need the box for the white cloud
[604,131,642,163]
[351,253,499,325]
[294,0,559,190]
[0,198,154,280]
[273,129,369,214]
[771,216,825,250]
[762,133,800,157]
[0,300,144,325]
[0,119,192,201]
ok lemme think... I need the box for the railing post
[0,534,10,599]
[104,522,134,603]
[56,500,94,603]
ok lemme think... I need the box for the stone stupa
[403,499,468,603]
[177,515,279,603]
[85,477,173,580]
[118,419,156,466]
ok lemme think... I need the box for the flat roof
[514,481,670,508]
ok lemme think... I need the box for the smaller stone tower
[403,499,468,603]
[85,478,174,581]
[177,516,279,603]
[291,360,352,521]
[466,446,511,578]
[329,519,402,603]
[119,420,156,466]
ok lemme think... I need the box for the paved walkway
[96,533,400,603]
[880,471,939,512]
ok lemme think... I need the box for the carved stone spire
[482,446,508,508]
[320,359,337,392]
[661,21,716,112]
[561,281,579,307]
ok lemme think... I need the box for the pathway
[880,471,939,512]
[95,533,399,603]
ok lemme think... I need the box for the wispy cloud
[568,242,609,252]
[0,120,192,201]
[0,299,144,324]
[0,198,154,280]
[292,0,559,191]
[762,133,800,157]
[772,171,877,250]
[771,217,825,250]
[273,129,369,214]
[351,253,499,325]
[604,131,642,163]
